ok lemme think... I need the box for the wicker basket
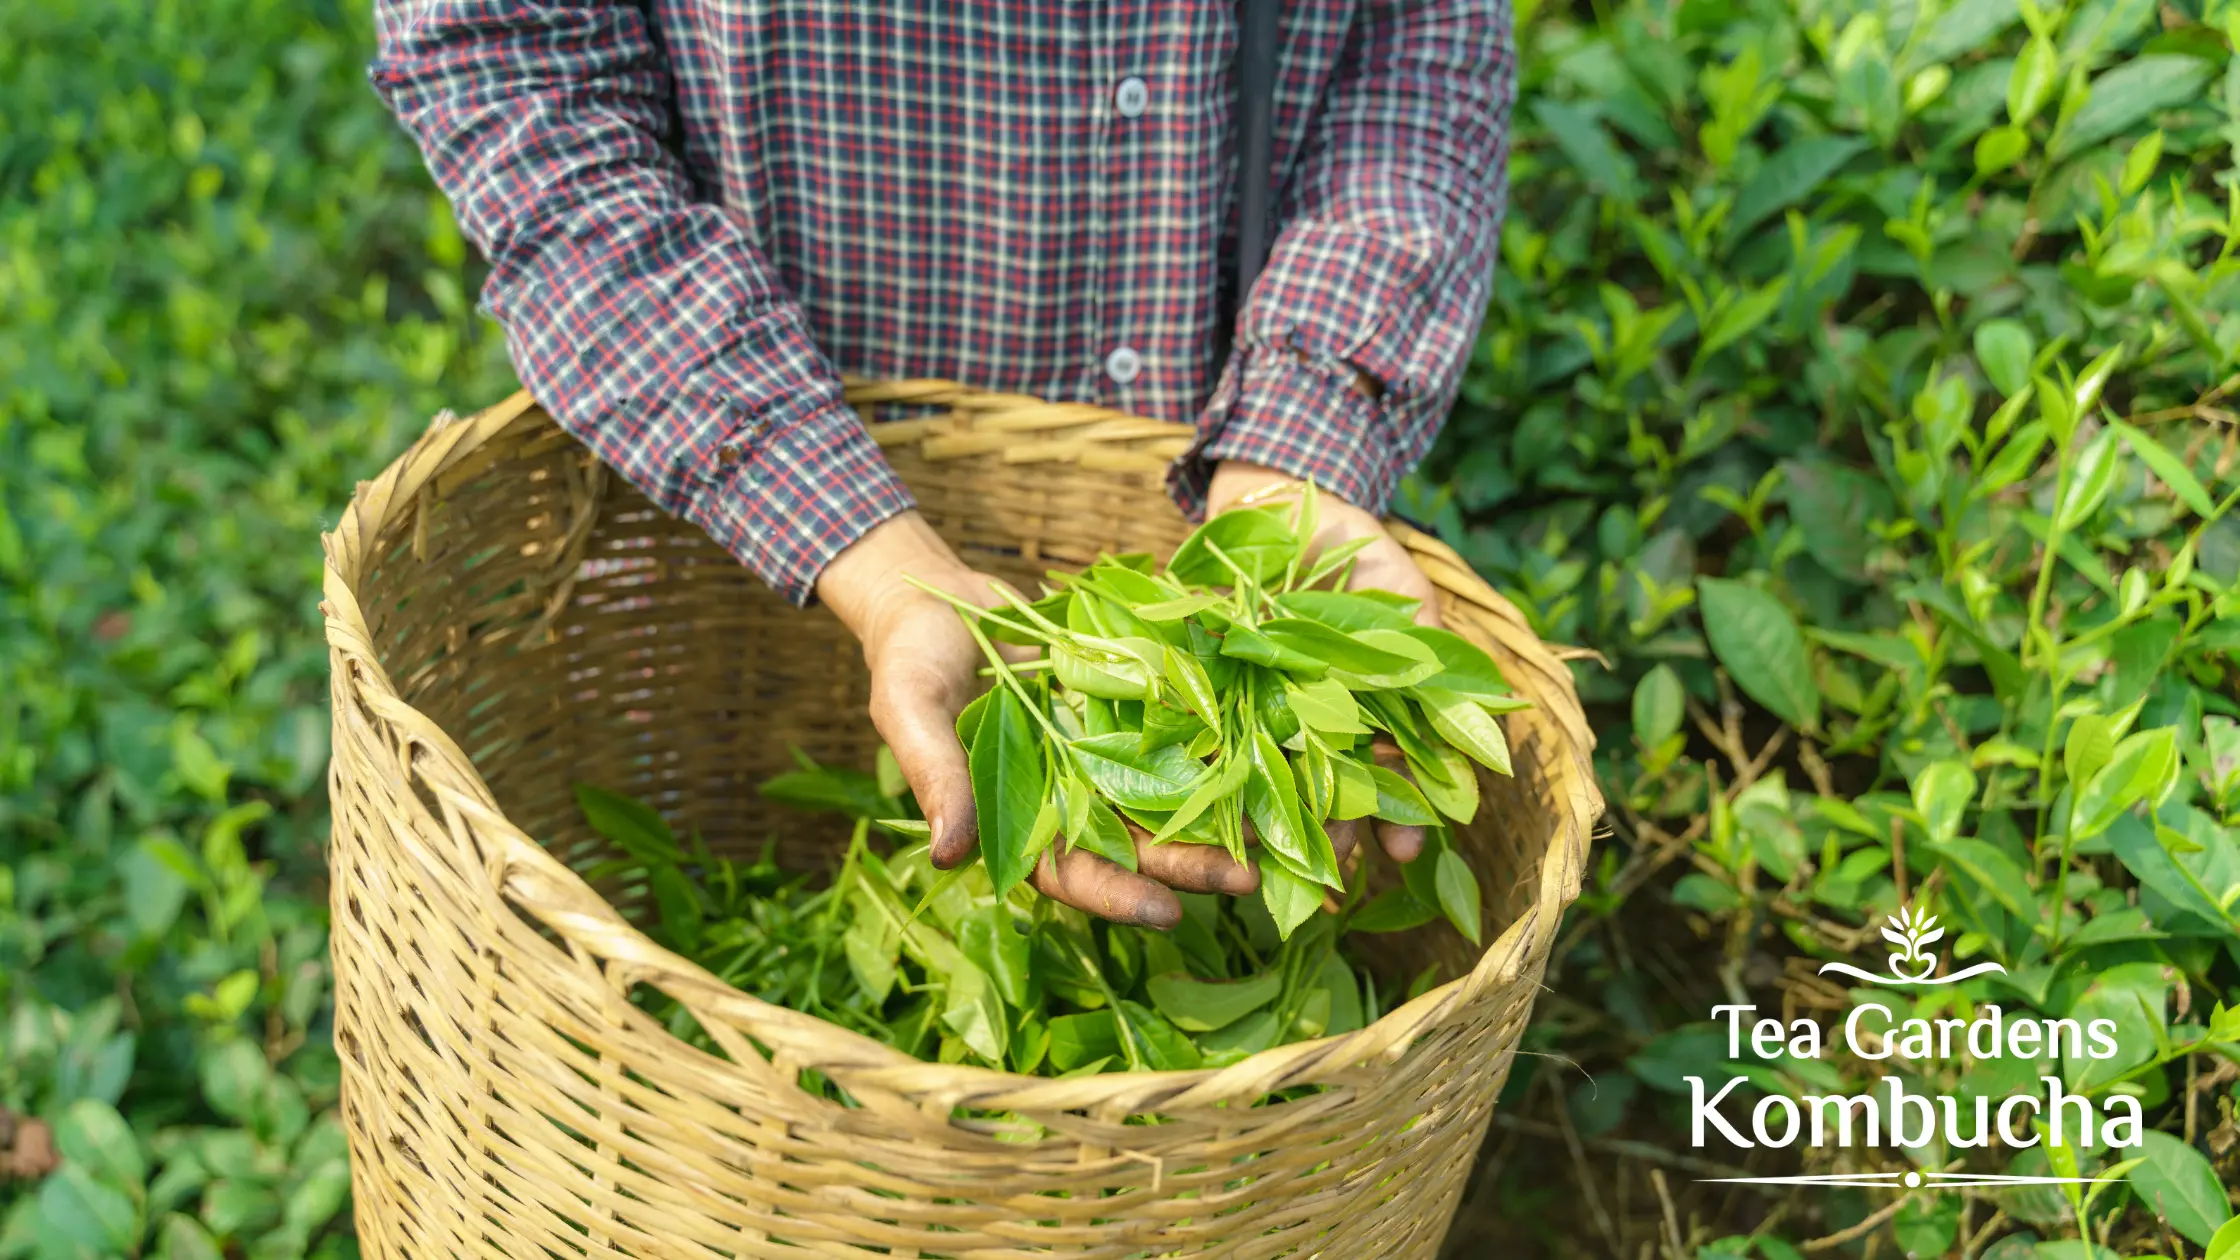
[320,381,1603,1259]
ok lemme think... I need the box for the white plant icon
[1881,904,1943,981]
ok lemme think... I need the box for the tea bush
[0,2,512,1256]
[1407,0,2240,1251]
[2,0,2238,1255]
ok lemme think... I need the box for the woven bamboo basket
[321,380,1604,1259]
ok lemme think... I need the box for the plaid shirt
[372,0,1514,603]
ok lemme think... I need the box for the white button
[1105,346,1143,385]
[1115,77,1150,118]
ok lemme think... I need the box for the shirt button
[1115,77,1150,118]
[1105,346,1143,385]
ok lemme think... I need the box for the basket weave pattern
[321,382,1604,1259]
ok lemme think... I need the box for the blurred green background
[3,0,2238,1256]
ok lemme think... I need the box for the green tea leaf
[1911,760,1976,845]
[1333,756,1380,821]
[2071,726,2180,840]
[2111,421,2215,518]
[1931,838,2038,924]
[1633,664,1685,745]
[1418,688,1514,775]
[1285,677,1369,735]
[2052,55,2216,158]
[1046,1010,1118,1073]
[1973,319,2036,398]
[2128,1131,2232,1246]
[940,959,1008,1064]
[1068,732,1205,810]
[1245,727,1339,886]
[575,784,680,863]
[1400,626,1513,699]
[1696,578,1821,729]
[1117,1000,1203,1070]
[1367,763,1438,826]
[1730,137,1868,237]
[958,906,1034,1008]
[1070,795,1141,871]
[1408,745,1481,823]
[973,687,1044,894]
[1169,507,1298,585]
[1348,887,1440,933]
[1434,849,1483,945]
[1259,860,1326,940]
[1218,624,1329,676]
[1145,970,1282,1031]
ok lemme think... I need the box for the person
[370,0,1514,929]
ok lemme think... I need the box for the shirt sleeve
[1171,0,1516,520]
[370,0,913,604]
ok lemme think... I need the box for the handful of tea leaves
[909,486,1526,940]
[571,763,1436,1077]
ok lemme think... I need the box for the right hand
[816,512,1256,929]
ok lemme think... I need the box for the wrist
[815,511,971,638]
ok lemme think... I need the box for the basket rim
[319,383,1605,1114]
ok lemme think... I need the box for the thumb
[869,667,978,868]
[1347,535,1444,629]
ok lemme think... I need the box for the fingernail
[1137,898,1183,932]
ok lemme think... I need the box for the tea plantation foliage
[3,0,2238,1255]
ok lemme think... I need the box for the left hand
[1204,458,1442,866]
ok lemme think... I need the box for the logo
[1685,903,2140,1188]
[1815,905,2009,987]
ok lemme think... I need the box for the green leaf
[55,1099,145,1192]
[1400,626,1513,698]
[1284,678,1369,735]
[1258,860,1326,940]
[1698,278,1790,359]
[1973,319,2036,397]
[1245,728,1338,887]
[1258,618,1422,677]
[1696,578,1821,729]
[957,906,1034,1008]
[1932,838,2039,924]
[1633,664,1685,745]
[1973,123,2031,177]
[1116,1000,1203,1070]
[1532,99,1640,202]
[1145,970,1282,1032]
[2008,36,2058,122]
[2205,1215,2240,1260]
[1367,763,1438,826]
[2055,429,2121,530]
[2111,421,2215,518]
[648,864,704,953]
[2053,55,2217,158]
[1070,795,1141,871]
[1348,887,1440,933]
[939,959,1009,1065]
[972,687,1044,894]
[1273,589,1417,632]
[2071,726,2180,840]
[1160,644,1220,718]
[1333,756,1380,821]
[1911,760,1976,845]
[2129,1131,2232,1245]
[1218,624,1328,676]
[1045,1010,1119,1073]
[1168,507,1298,585]
[1068,732,1203,811]
[1434,849,1483,945]
[1418,688,1513,775]
[574,784,679,863]
[1781,458,1895,582]
[1731,137,1869,237]
[154,1215,226,1260]
[38,1165,140,1253]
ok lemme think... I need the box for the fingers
[1347,536,1444,629]
[1369,738,1426,862]
[869,659,978,869]
[1032,845,1183,929]
[1325,815,1361,865]
[1125,818,1259,895]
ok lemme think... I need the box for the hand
[1205,459,1441,865]
[817,513,1255,929]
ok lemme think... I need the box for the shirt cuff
[1168,342,1400,521]
[686,400,918,606]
